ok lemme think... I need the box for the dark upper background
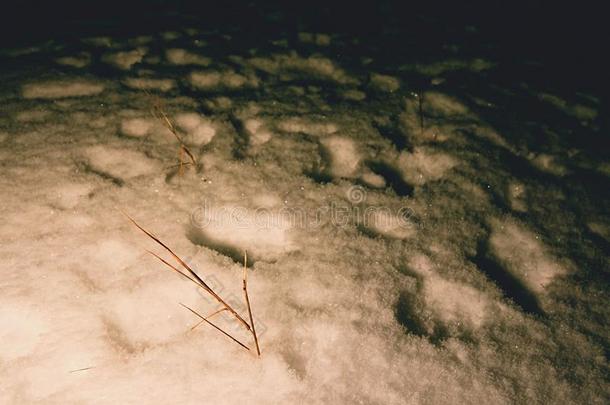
[0,1,607,191]
[0,1,606,98]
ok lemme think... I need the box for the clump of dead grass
[145,92,198,176]
[124,212,261,356]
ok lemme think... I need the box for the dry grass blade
[69,366,95,373]
[146,249,199,286]
[179,303,250,352]
[166,161,195,170]
[242,251,261,356]
[190,308,228,331]
[146,91,197,168]
[124,211,263,356]
[122,211,253,333]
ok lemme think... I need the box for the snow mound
[120,117,154,138]
[244,118,273,145]
[103,276,198,347]
[165,48,211,66]
[397,148,457,186]
[538,93,598,121]
[55,53,91,68]
[174,112,216,145]
[507,181,528,212]
[123,77,176,92]
[488,218,568,295]
[189,70,258,90]
[248,53,357,84]
[16,109,50,122]
[81,145,160,181]
[91,239,141,273]
[529,153,568,176]
[22,80,104,99]
[51,182,94,209]
[0,306,47,362]
[587,221,610,242]
[423,276,490,329]
[203,96,233,111]
[339,89,367,101]
[362,209,416,240]
[423,92,471,117]
[277,117,338,136]
[370,73,400,92]
[188,202,296,263]
[360,171,386,188]
[319,136,361,179]
[401,254,494,337]
[102,48,147,70]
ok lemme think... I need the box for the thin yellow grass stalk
[145,92,197,174]
[242,251,261,356]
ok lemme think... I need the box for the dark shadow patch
[185,225,254,267]
[584,230,610,259]
[395,291,447,345]
[76,161,124,187]
[279,346,307,380]
[372,118,412,152]
[102,316,140,354]
[304,169,333,184]
[567,167,610,202]
[228,113,250,160]
[367,160,413,197]
[470,240,544,316]
[356,223,379,239]
[164,166,181,184]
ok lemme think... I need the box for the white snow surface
[0,27,608,405]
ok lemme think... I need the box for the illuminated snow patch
[397,148,457,185]
[175,112,217,145]
[120,117,154,138]
[362,209,416,240]
[102,48,147,70]
[277,117,338,136]
[189,70,257,89]
[244,118,273,145]
[370,73,400,92]
[189,203,295,263]
[423,276,489,329]
[55,53,91,68]
[83,145,160,180]
[123,77,176,91]
[165,48,211,66]
[0,307,47,361]
[489,218,568,294]
[320,136,361,178]
[22,80,104,99]
[248,53,357,84]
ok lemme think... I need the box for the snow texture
[0,21,608,405]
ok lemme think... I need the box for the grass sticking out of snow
[123,213,261,356]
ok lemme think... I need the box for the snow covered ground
[0,18,608,405]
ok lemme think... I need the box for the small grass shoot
[145,91,197,176]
